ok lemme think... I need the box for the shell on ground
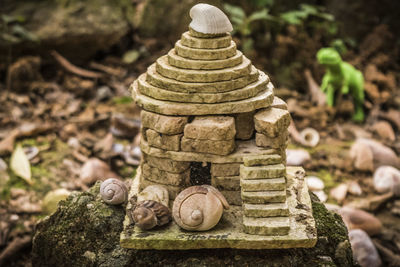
[189,4,233,34]
[100,178,128,205]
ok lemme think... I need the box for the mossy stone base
[120,167,317,249]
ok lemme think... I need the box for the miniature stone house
[130,26,296,236]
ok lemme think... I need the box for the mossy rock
[32,184,355,267]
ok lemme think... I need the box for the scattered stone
[324,203,341,213]
[347,181,362,196]
[145,129,182,151]
[286,149,311,166]
[110,114,141,138]
[372,120,395,141]
[349,229,382,267]
[0,158,7,172]
[80,158,119,185]
[141,110,188,134]
[181,136,235,155]
[184,116,236,141]
[350,138,400,171]
[254,108,291,138]
[339,206,382,235]
[210,163,240,176]
[346,192,393,212]
[96,86,113,101]
[234,112,255,140]
[306,176,324,191]
[42,189,71,214]
[330,184,348,204]
[255,132,288,149]
[373,165,400,196]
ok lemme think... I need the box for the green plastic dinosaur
[317,48,365,122]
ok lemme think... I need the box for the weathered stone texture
[210,162,240,176]
[181,137,235,155]
[240,164,286,179]
[143,154,189,173]
[243,154,282,167]
[175,40,237,60]
[211,175,240,191]
[145,129,181,151]
[180,31,232,49]
[254,108,291,138]
[184,116,236,141]
[255,132,288,149]
[271,96,288,110]
[141,163,189,186]
[243,216,290,236]
[141,110,188,134]
[234,111,255,140]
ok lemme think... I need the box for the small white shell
[299,127,320,147]
[137,185,169,207]
[189,4,233,34]
[100,178,128,205]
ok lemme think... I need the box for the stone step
[241,190,286,204]
[168,49,243,70]
[240,164,286,179]
[137,72,268,104]
[156,55,251,83]
[243,202,289,217]
[180,31,232,49]
[131,80,274,116]
[254,107,291,138]
[145,64,259,94]
[240,177,286,191]
[243,154,282,167]
[243,216,290,236]
[175,39,236,60]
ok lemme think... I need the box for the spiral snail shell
[137,185,169,207]
[100,178,128,205]
[172,185,229,231]
[189,4,233,35]
[133,200,171,230]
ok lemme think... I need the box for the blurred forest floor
[0,0,400,266]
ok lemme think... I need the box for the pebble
[80,158,119,185]
[350,138,400,171]
[306,176,324,191]
[339,206,382,235]
[349,229,382,267]
[330,183,348,203]
[286,149,311,166]
[347,181,362,196]
[372,120,395,141]
[324,203,341,213]
[0,158,7,172]
[373,165,400,196]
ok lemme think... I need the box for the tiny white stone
[286,149,311,166]
[373,165,400,196]
[306,176,325,191]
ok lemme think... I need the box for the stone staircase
[240,154,290,236]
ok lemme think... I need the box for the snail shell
[100,178,128,205]
[299,127,320,147]
[172,185,229,231]
[137,185,169,207]
[189,4,233,35]
[133,200,171,230]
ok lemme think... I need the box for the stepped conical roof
[131,21,274,116]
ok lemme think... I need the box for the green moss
[112,96,133,105]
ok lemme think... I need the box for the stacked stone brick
[131,27,292,235]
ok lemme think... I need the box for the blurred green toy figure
[317,48,365,122]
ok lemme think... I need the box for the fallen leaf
[10,145,32,185]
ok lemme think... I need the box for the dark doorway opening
[190,162,211,186]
